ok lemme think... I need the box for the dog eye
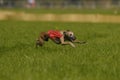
[70,34,73,36]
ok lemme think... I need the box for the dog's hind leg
[36,38,44,48]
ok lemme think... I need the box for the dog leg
[36,37,44,48]
[73,40,86,44]
[60,36,75,47]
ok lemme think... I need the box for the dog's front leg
[60,36,75,47]
[73,40,86,44]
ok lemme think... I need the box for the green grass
[1,8,120,15]
[0,21,120,80]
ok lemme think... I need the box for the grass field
[0,21,120,80]
[1,8,120,15]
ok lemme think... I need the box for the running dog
[36,30,86,48]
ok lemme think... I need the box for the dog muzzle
[69,36,76,42]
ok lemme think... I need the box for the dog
[36,30,86,48]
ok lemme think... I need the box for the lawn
[0,8,120,15]
[0,21,120,80]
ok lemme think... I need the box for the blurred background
[0,0,120,23]
[0,0,120,9]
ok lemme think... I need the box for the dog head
[64,30,76,42]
